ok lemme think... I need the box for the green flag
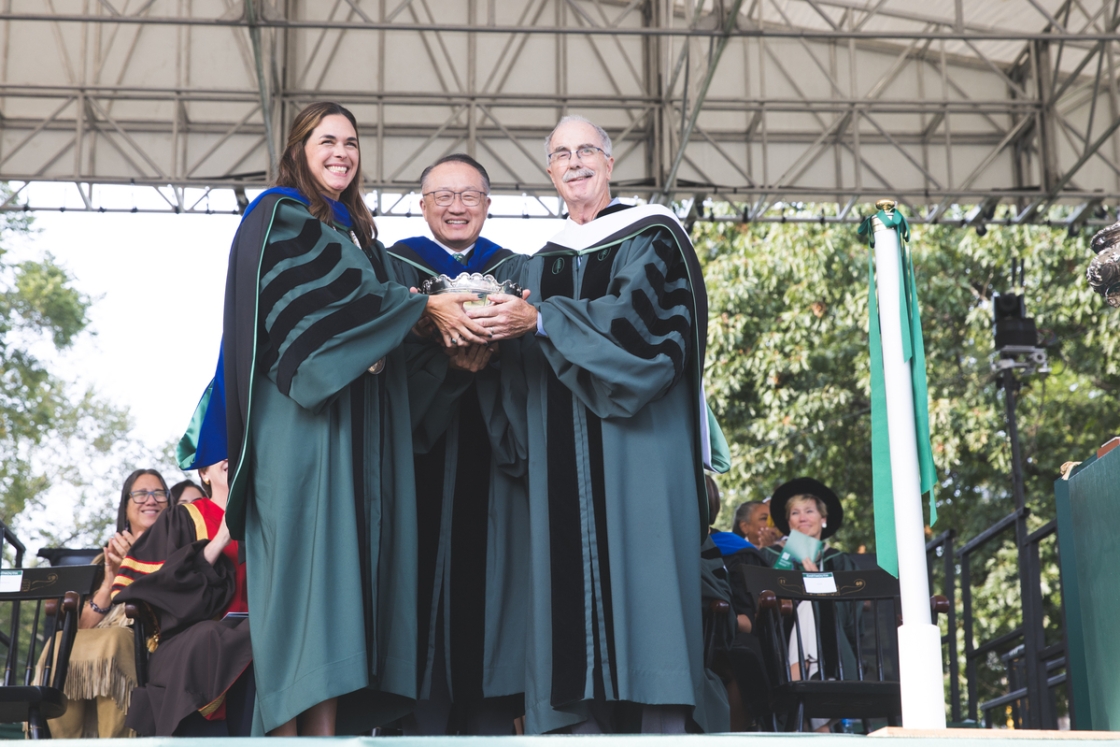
[857,208,937,577]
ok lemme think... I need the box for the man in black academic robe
[386,154,528,735]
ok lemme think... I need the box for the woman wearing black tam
[762,477,854,573]
[762,478,860,730]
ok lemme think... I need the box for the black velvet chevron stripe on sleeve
[259,218,322,278]
[610,318,686,378]
[276,293,384,395]
[631,289,691,342]
[664,257,689,285]
[645,263,692,311]
[608,231,693,381]
[565,212,708,368]
[259,267,364,372]
[258,242,344,322]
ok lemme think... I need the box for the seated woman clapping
[732,500,782,550]
[111,386,252,737]
[43,469,170,738]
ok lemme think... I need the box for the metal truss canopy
[0,0,1118,226]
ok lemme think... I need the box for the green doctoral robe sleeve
[535,228,694,419]
[257,201,428,413]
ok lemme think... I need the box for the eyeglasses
[422,189,487,207]
[129,489,169,504]
[547,145,607,165]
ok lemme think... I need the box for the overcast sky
[11,183,567,456]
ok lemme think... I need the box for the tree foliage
[0,196,179,555]
[697,206,1120,721]
[698,207,1118,542]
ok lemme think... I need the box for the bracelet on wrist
[88,598,110,615]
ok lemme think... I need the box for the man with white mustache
[384,154,529,736]
[470,116,729,735]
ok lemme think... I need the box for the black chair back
[0,565,102,738]
[123,604,152,687]
[732,564,907,731]
[35,549,102,568]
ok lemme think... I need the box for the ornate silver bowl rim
[419,271,524,298]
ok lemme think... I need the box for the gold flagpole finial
[870,199,897,232]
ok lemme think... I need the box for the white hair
[544,115,613,162]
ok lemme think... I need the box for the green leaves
[0,207,149,550]
[699,209,1118,716]
[699,209,1120,548]
[10,255,90,348]
[701,218,872,536]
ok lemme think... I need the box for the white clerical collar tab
[548,203,683,252]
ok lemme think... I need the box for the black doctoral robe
[387,238,530,716]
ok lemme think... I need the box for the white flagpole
[871,202,947,729]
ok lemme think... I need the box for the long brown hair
[276,102,376,248]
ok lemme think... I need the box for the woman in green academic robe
[761,478,858,578]
[762,478,861,731]
[221,102,488,736]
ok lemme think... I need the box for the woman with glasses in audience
[44,469,170,738]
[111,449,252,737]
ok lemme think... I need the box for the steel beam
[0,0,1115,221]
[0,11,1113,41]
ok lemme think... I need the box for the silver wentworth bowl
[420,272,523,306]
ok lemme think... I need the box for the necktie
[452,253,467,264]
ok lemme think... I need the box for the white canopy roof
[0,0,1114,224]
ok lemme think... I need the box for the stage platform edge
[41,731,1120,746]
[870,728,1120,741]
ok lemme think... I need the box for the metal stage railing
[927,512,1068,729]
[0,520,27,685]
[926,529,960,724]
[0,520,24,570]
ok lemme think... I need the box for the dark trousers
[402,615,522,736]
